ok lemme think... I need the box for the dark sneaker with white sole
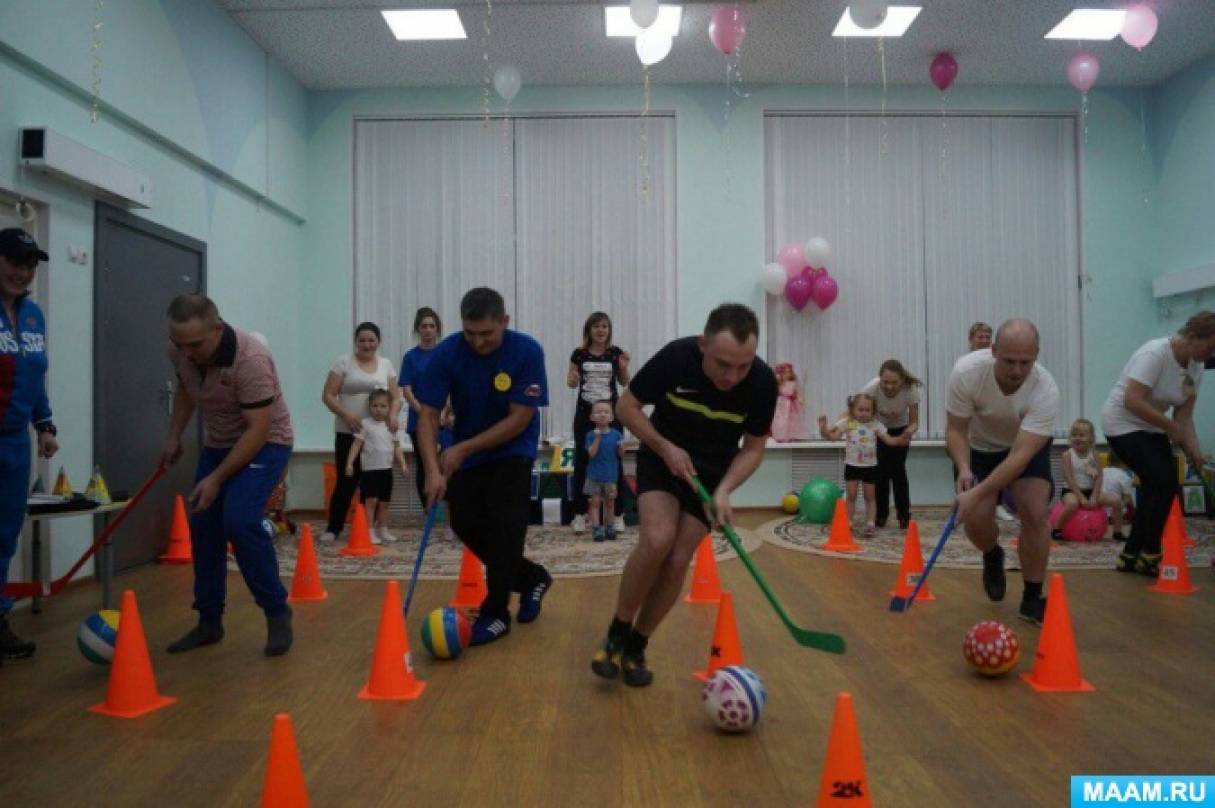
[470,614,511,646]
[1018,597,1047,627]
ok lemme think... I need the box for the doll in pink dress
[770,363,809,442]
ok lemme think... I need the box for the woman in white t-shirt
[1101,311,1215,576]
[861,359,920,530]
[320,322,399,543]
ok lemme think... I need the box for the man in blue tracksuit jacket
[0,228,57,664]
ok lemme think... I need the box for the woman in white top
[861,359,920,530]
[1101,311,1215,576]
[320,322,400,543]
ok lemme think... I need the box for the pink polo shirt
[170,324,294,449]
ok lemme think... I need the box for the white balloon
[848,0,888,30]
[761,263,788,295]
[630,0,659,30]
[803,236,833,270]
[492,65,522,102]
[635,29,673,66]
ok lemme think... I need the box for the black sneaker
[1115,551,1138,573]
[874,517,888,529]
[981,545,1006,602]
[621,651,654,687]
[898,516,911,531]
[517,572,553,624]
[167,621,224,654]
[591,635,623,680]
[1134,553,1161,578]
[264,607,293,657]
[1018,596,1047,626]
[470,614,511,646]
[0,615,35,660]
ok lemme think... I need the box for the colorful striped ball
[420,607,471,660]
[78,609,120,665]
[701,665,767,733]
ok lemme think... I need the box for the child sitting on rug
[346,389,408,544]
[584,400,625,542]
[818,393,898,537]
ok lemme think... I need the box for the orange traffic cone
[89,590,177,718]
[693,591,744,682]
[339,504,380,557]
[815,693,873,807]
[159,495,192,564]
[889,520,935,602]
[820,498,861,553]
[684,535,723,604]
[261,713,309,807]
[1150,505,1198,595]
[288,525,328,603]
[1167,497,1197,549]
[449,546,488,609]
[359,581,425,701]
[1021,574,1094,693]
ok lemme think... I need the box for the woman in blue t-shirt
[400,307,442,507]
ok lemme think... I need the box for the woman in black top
[567,312,631,533]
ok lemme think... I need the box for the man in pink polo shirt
[161,294,295,656]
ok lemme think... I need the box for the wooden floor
[1,511,1212,807]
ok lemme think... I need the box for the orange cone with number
[89,590,177,718]
[815,693,873,807]
[339,504,380,557]
[821,498,861,552]
[450,546,488,609]
[889,520,934,602]
[261,713,309,807]
[1021,574,1095,693]
[288,525,328,602]
[159,495,192,564]
[359,581,425,701]
[1150,505,1198,595]
[684,536,723,604]
[693,591,743,681]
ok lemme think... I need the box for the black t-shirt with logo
[628,336,777,477]
[570,345,626,410]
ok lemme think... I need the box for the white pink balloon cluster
[761,237,838,313]
[1066,3,1159,95]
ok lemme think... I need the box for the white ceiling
[220,0,1215,90]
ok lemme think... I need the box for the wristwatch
[35,421,57,436]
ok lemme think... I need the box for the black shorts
[1060,487,1093,500]
[968,442,1053,487]
[635,449,722,529]
[844,464,879,484]
[359,469,393,501]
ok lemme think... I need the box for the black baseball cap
[0,228,49,263]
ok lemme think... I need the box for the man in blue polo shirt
[415,287,553,645]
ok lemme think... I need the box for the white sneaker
[572,514,586,534]
[377,527,399,543]
[318,530,337,544]
[613,515,626,532]
[369,530,382,545]
[996,505,1015,522]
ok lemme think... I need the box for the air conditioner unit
[19,127,152,209]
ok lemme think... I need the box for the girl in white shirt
[818,393,898,537]
[1054,418,1120,538]
[346,390,408,543]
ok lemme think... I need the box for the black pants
[447,456,549,620]
[572,406,627,518]
[875,425,910,523]
[326,432,361,533]
[407,430,426,509]
[1108,431,1178,557]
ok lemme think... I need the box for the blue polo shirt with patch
[414,329,548,470]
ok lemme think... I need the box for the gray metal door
[95,204,205,572]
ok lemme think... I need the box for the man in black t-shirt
[591,304,777,686]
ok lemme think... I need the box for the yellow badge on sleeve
[493,371,512,392]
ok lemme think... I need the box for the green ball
[797,478,841,524]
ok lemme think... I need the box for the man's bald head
[991,318,1041,393]
[994,319,1040,354]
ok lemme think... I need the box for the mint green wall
[0,1,308,579]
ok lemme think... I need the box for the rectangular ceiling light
[1044,8,1127,40]
[604,5,683,38]
[381,9,467,41]
[832,5,922,38]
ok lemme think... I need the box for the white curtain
[513,116,678,440]
[765,113,1082,437]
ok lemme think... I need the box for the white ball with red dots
[701,665,767,732]
[962,620,1021,677]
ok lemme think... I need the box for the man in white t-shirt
[946,319,1060,626]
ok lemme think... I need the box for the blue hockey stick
[889,508,957,613]
[403,505,439,617]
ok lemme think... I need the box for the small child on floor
[818,393,897,537]
[1054,418,1120,539]
[584,400,624,542]
[1100,454,1135,541]
[346,389,408,544]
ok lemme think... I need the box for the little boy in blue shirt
[584,400,625,542]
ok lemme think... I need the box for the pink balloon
[1067,52,1099,94]
[929,52,958,92]
[811,274,839,310]
[776,242,805,273]
[1121,4,1158,50]
[709,5,746,56]
[802,266,826,281]
[784,275,814,312]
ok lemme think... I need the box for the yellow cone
[85,466,112,505]
[52,466,73,497]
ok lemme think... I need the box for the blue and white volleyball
[78,609,120,664]
[701,665,767,732]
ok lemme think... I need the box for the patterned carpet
[761,507,1215,571]
[254,518,764,581]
